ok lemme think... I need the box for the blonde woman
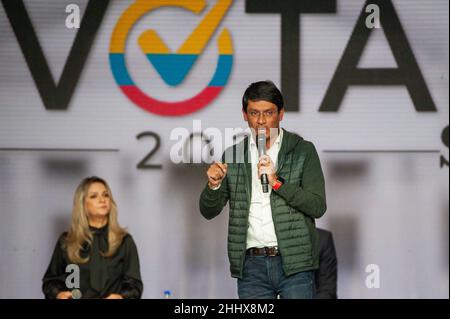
[42,176,143,299]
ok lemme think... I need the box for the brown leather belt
[246,246,280,257]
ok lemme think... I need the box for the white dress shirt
[246,128,284,249]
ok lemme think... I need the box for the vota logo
[109,0,234,116]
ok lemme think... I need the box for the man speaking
[199,80,327,299]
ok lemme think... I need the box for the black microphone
[257,128,269,193]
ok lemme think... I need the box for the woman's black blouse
[42,225,143,299]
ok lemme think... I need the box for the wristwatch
[272,176,285,191]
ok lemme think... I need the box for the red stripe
[120,86,223,116]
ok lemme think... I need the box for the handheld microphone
[71,288,82,299]
[257,128,269,193]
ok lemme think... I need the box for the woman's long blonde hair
[65,176,127,264]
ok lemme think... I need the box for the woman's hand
[104,293,123,299]
[56,291,73,299]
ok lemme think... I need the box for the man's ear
[242,109,248,122]
[278,108,285,121]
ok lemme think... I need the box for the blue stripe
[109,53,134,86]
[209,55,233,87]
[146,54,197,86]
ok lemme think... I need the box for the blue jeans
[237,255,315,299]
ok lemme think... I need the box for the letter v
[1,0,110,110]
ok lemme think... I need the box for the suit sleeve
[315,231,338,299]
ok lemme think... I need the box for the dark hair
[242,80,284,112]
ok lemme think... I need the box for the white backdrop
[0,0,448,298]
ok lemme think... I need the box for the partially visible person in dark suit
[315,228,337,299]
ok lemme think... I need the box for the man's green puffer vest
[199,129,326,278]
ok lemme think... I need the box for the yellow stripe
[138,30,170,54]
[178,0,233,54]
[110,0,205,53]
[218,28,233,55]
